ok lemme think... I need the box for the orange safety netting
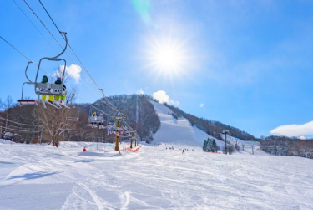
[126,146,142,152]
[203,151,221,154]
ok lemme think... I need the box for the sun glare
[155,46,181,70]
[145,37,188,78]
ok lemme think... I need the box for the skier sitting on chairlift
[52,77,62,106]
[91,112,97,127]
[41,75,49,102]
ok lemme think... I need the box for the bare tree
[35,105,73,147]
[54,65,71,84]
[66,85,78,105]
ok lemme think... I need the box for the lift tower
[110,110,127,151]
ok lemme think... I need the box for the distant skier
[182,150,184,154]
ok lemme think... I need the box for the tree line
[162,102,256,140]
[0,94,160,146]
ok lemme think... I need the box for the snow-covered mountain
[150,100,225,147]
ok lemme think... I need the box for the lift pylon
[110,110,127,151]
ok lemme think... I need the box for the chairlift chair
[88,107,105,129]
[66,105,79,121]
[17,31,68,108]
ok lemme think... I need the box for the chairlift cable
[1,13,106,113]
[12,0,58,53]
[23,1,127,121]
[0,35,33,62]
[1,127,40,133]
[30,0,106,101]
[0,121,41,132]
[1,44,113,131]
[37,0,60,32]
[22,0,65,52]
[36,0,119,112]
[0,123,39,132]
[0,117,41,128]
[0,36,109,116]
[22,0,100,95]
[37,0,102,95]
[5,2,134,132]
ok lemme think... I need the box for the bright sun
[154,46,181,70]
[146,37,188,77]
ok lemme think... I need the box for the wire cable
[12,0,58,53]
[37,0,60,32]
[0,35,32,62]
[36,0,119,112]
[23,0,109,105]
[0,35,109,116]
[23,0,65,52]
[7,1,134,132]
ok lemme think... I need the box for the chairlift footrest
[17,100,39,105]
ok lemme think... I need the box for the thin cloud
[270,120,313,137]
[137,88,144,95]
[153,90,179,106]
[200,103,204,108]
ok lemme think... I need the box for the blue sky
[1,0,313,138]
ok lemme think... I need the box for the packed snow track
[1,141,313,209]
[150,100,225,147]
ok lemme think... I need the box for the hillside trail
[150,100,225,147]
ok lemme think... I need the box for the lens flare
[145,36,189,79]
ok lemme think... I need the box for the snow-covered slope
[150,100,224,147]
[1,141,313,209]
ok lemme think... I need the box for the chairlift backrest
[34,32,68,96]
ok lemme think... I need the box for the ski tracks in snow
[120,191,130,210]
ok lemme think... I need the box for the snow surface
[0,103,313,209]
[150,100,225,147]
[1,140,313,209]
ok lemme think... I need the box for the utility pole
[223,130,229,155]
[111,110,127,151]
[134,136,137,147]
[129,130,135,149]
[130,135,133,149]
[5,110,8,132]
[5,96,12,132]
[134,132,138,147]
[40,126,43,144]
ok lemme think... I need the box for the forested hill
[1,94,256,144]
[0,95,160,144]
[93,94,160,142]
[161,102,257,140]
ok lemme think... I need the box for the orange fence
[203,150,222,154]
[126,146,142,152]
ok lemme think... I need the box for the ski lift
[66,105,79,121]
[17,62,39,106]
[88,105,105,129]
[17,31,69,109]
